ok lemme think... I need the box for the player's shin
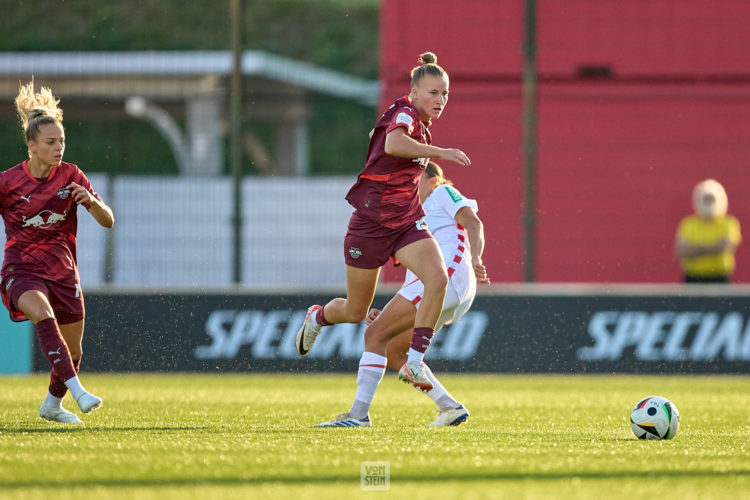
[406,327,434,365]
[36,318,78,383]
[349,352,386,419]
[47,357,79,400]
[422,363,459,411]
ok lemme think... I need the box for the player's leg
[363,294,417,355]
[48,319,84,399]
[385,326,411,371]
[335,294,418,424]
[297,266,380,356]
[17,289,78,382]
[391,333,467,425]
[42,320,85,423]
[322,266,381,324]
[385,296,468,426]
[17,289,100,415]
[13,289,81,422]
[394,238,447,387]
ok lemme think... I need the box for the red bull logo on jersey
[22,210,67,229]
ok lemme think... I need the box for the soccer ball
[630,395,680,440]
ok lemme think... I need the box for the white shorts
[398,255,476,331]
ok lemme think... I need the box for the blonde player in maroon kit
[296,52,471,427]
[0,81,114,423]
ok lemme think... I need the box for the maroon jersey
[0,160,101,283]
[346,96,431,230]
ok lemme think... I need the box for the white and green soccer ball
[630,396,680,440]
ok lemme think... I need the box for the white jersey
[398,184,479,330]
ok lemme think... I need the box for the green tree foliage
[0,0,379,175]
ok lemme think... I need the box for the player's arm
[454,206,489,284]
[67,182,115,229]
[384,127,471,166]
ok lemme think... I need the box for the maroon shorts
[344,212,433,269]
[1,274,85,325]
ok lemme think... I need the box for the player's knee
[364,324,388,346]
[29,309,55,324]
[423,268,448,294]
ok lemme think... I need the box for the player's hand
[438,148,471,166]
[366,308,381,325]
[67,183,93,205]
[473,256,490,284]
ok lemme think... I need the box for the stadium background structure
[1,0,748,286]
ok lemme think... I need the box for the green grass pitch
[0,373,748,499]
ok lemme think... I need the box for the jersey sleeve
[385,105,420,136]
[435,185,479,219]
[72,166,103,210]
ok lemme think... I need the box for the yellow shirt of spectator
[676,215,742,277]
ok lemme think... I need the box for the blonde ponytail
[15,79,64,142]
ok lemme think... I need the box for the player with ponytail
[296,52,472,427]
[1,80,114,423]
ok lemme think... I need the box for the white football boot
[316,412,371,428]
[428,404,470,427]
[39,402,83,424]
[296,305,323,356]
[75,392,103,413]
[398,361,434,392]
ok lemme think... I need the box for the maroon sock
[48,370,67,397]
[36,318,77,383]
[48,357,81,397]
[316,304,333,326]
[409,327,435,353]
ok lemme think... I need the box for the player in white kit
[317,162,489,427]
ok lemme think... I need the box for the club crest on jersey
[348,247,362,259]
[22,210,67,229]
[57,188,71,199]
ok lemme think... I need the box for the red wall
[380,0,750,283]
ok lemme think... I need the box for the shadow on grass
[0,469,748,490]
[0,426,209,434]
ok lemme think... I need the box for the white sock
[423,364,459,411]
[406,347,424,365]
[349,352,386,419]
[64,376,86,400]
[44,392,64,409]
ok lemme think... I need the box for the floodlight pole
[230,0,243,284]
[522,0,538,282]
